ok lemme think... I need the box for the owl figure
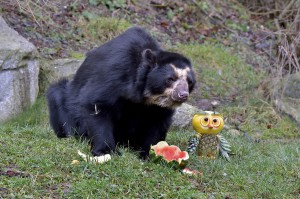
[187,111,232,161]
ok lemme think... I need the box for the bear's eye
[166,77,176,84]
[187,78,193,85]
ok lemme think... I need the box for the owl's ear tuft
[193,114,201,119]
[194,111,206,117]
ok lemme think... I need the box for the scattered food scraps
[77,150,111,164]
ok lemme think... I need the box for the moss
[69,51,85,59]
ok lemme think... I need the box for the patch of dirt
[46,182,72,197]
[0,164,32,178]
[1,0,265,60]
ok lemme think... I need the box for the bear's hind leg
[46,79,73,138]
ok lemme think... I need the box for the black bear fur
[46,27,195,158]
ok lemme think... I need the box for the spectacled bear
[46,27,196,158]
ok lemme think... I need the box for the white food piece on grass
[77,150,111,164]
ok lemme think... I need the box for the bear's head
[143,50,196,108]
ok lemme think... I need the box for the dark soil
[1,0,268,59]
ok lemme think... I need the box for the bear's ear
[142,49,157,65]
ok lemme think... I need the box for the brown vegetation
[239,0,300,74]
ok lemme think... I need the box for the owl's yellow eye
[200,117,209,126]
[212,118,221,127]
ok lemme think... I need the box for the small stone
[227,129,240,136]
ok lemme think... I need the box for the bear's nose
[178,91,189,101]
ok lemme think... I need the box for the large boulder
[0,16,39,123]
[274,72,300,126]
[39,58,83,92]
[171,103,201,130]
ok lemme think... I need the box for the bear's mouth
[171,91,188,103]
[145,94,184,108]
[143,87,188,108]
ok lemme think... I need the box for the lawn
[1,0,300,198]
[1,41,300,198]
[1,97,299,198]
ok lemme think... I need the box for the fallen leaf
[71,160,80,165]
[182,168,203,176]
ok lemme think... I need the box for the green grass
[1,2,299,197]
[177,43,265,99]
[175,43,299,139]
[220,100,300,139]
[78,16,131,45]
[2,41,299,197]
[1,98,299,198]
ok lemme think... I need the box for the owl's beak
[207,123,213,128]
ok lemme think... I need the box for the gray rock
[283,73,300,98]
[275,97,300,125]
[0,16,39,123]
[274,72,300,125]
[226,129,240,136]
[171,103,201,129]
[39,58,83,92]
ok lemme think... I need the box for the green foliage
[195,1,209,12]
[69,51,85,59]
[89,0,126,11]
[104,0,126,11]
[167,9,175,21]
[226,20,248,32]
[78,17,131,44]
[82,11,98,21]
[1,97,299,198]
[229,1,250,21]
[89,0,100,6]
